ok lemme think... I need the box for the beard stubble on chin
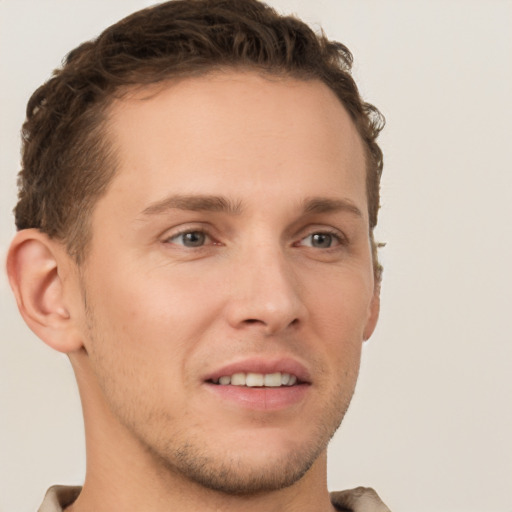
[153,416,346,496]
[91,345,356,497]
[81,283,359,497]
[127,372,356,497]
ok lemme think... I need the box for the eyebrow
[139,194,362,218]
[302,197,363,218]
[141,194,243,216]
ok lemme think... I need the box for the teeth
[246,373,264,387]
[214,372,299,387]
[231,373,246,386]
[264,373,281,387]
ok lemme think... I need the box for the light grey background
[1,1,511,511]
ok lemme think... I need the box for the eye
[167,230,210,247]
[299,231,343,249]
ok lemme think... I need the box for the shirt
[38,484,391,511]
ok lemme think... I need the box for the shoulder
[330,486,391,512]
[38,486,81,512]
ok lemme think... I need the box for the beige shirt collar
[38,484,391,512]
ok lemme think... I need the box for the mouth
[202,358,311,410]
[203,357,311,387]
[208,372,300,387]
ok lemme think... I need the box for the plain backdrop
[1,1,511,511]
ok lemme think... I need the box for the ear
[363,281,380,341]
[6,229,84,353]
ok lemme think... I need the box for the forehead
[101,71,367,218]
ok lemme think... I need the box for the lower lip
[203,383,309,411]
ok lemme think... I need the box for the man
[6,0,388,510]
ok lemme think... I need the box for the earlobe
[363,282,380,341]
[6,229,83,353]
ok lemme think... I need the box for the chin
[151,415,342,496]
[163,438,323,496]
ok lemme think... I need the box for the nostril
[241,317,300,329]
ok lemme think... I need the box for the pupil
[184,232,205,247]
[312,233,331,248]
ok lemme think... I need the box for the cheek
[83,261,224,366]
[307,268,373,331]
[303,267,372,364]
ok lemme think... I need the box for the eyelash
[296,229,347,249]
[163,227,347,250]
[164,228,217,248]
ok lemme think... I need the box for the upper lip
[203,357,312,384]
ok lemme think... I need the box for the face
[76,72,378,494]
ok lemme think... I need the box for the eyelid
[295,226,348,247]
[161,224,218,246]
[159,223,348,248]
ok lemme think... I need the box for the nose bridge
[227,238,305,333]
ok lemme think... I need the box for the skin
[8,71,379,512]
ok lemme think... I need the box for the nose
[225,244,307,335]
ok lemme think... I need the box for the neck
[67,352,336,512]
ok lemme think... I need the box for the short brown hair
[15,0,384,276]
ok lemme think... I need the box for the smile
[210,372,299,387]
[202,357,312,410]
